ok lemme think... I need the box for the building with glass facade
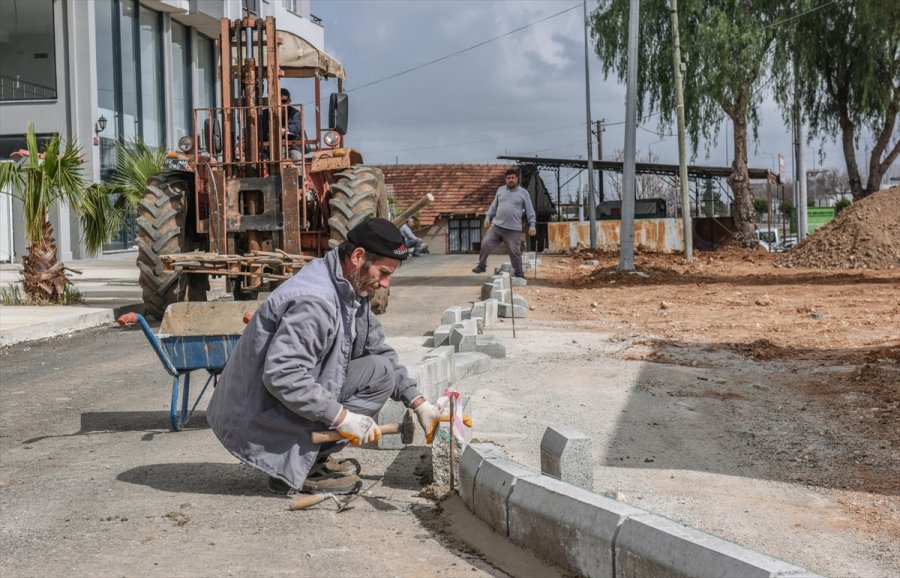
[0,0,322,262]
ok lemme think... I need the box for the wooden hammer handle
[288,493,328,511]
[310,422,402,444]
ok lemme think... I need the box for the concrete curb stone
[472,456,541,536]
[508,475,645,578]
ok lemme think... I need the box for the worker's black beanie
[347,218,409,261]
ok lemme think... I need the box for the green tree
[773,0,899,200]
[591,0,787,247]
[0,124,118,302]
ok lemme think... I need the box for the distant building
[378,163,552,254]
[0,0,322,263]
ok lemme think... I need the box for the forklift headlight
[177,136,194,153]
[323,131,340,147]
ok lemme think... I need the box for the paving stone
[508,475,645,578]
[459,443,507,510]
[452,318,480,334]
[475,335,506,358]
[450,324,477,353]
[375,400,409,450]
[432,324,452,347]
[512,294,528,308]
[472,457,540,536]
[510,276,528,287]
[497,302,528,318]
[494,262,512,274]
[481,282,499,301]
[405,358,443,401]
[441,305,466,325]
[615,513,824,578]
[490,275,510,290]
[540,425,593,490]
[469,299,499,328]
[423,345,456,384]
[491,288,510,303]
[454,351,491,377]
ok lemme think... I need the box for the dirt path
[471,250,898,576]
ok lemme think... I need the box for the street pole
[619,0,639,271]
[596,119,605,202]
[669,0,692,261]
[583,0,597,249]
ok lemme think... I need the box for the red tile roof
[376,164,513,227]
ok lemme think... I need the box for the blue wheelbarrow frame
[119,312,242,431]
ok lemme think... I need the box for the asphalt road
[0,254,527,577]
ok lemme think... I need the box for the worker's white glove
[484,217,491,229]
[528,225,537,237]
[334,410,381,447]
[413,400,449,445]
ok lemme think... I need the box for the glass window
[196,34,216,110]
[120,0,138,142]
[0,0,57,101]
[139,6,164,147]
[95,0,118,182]
[172,21,192,140]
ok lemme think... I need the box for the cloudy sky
[285,0,885,198]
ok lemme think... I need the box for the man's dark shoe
[302,472,362,495]
[514,272,526,278]
[472,265,486,274]
[319,455,361,477]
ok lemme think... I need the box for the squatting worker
[207,218,445,496]
[472,168,537,278]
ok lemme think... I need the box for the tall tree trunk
[727,116,757,247]
[22,220,69,303]
[839,113,866,201]
[864,99,900,198]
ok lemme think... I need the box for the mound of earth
[777,186,900,270]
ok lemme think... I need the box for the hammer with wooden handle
[310,411,416,445]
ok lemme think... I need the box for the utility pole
[669,0,692,260]
[619,0,639,271]
[583,0,597,248]
[595,119,605,203]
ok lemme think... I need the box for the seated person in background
[399,217,425,256]
[260,87,303,161]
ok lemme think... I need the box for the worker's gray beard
[347,257,376,298]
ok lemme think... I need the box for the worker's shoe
[472,265,486,274]
[318,455,361,477]
[301,472,362,495]
[514,272,526,279]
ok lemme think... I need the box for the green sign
[790,207,835,234]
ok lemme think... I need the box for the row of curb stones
[460,441,824,578]
[377,280,520,484]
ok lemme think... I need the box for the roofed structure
[377,164,513,226]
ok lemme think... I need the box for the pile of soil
[777,186,900,270]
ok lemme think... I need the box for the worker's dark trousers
[477,225,524,276]
[318,355,395,456]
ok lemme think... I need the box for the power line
[761,0,841,30]
[345,3,582,93]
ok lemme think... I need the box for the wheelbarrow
[117,301,259,431]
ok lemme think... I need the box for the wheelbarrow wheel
[327,165,391,314]
[137,172,193,320]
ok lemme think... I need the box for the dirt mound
[777,186,900,270]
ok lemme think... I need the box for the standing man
[399,217,425,257]
[472,168,537,278]
[207,218,445,496]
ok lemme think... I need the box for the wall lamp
[95,115,107,134]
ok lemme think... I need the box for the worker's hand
[484,217,491,229]
[528,225,537,237]
[334,410,381,447]
[413,401,449,444]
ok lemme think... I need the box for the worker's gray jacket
[207,248,421,488]
[486,185,536,231]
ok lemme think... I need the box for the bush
[834,198,851,213]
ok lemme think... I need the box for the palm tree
[0,123,118,302]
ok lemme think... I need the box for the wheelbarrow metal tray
[158,334,241,372]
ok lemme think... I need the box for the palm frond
[110,137,164,207]
[79,183,123,255]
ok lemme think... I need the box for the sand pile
[777,186,899,270]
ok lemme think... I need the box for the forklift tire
[136,173,194,320]
[328,165,391,314]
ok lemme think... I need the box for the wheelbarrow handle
[116,312,178,376]
[117,312,139,326]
